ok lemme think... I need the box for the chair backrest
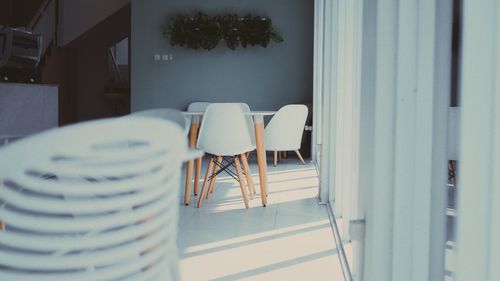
[0,117,186,281]
[237,103,256,146]
[130,108,188,135]
[187,102,211,112]
[265,104,309,151]
[187,102,211,125]
[197,103,254,156]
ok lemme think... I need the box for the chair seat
[203,144,256,157]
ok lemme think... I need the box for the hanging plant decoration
[164,13,222,50]
[220,14,241,50]
[164,12,284,51]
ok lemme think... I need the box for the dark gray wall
[131,0,314,111]
[60,0,130,46]
[0,83,58,138]
[69,4,130,121]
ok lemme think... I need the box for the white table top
[245,111,276,116]
[182,111,276,116]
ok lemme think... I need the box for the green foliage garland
[164,12,284,50]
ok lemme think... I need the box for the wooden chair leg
[235,157,250,198]
[207,156,222,198]
[284,151,287,159]
[240,169,251,199]
[184,160,194,205]
[194,157,202,195]
[0,221,5,231]
[235,156,250,209]
[197,158,215,208]
[274,151,278,167]
[295,150,306,165]
[241,153,256,198]
[185,122,199,205]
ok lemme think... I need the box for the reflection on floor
[178,158,343,281]
[445,184,457,281]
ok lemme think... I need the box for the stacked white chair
[265,104,309,166]
[0,117,189,281]
[196,103,256,208]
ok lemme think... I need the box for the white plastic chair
[196,103,256,208]
[238,103,256,146]
[265,104,309,166]
[201,103,255,200]
[186,102,252,139]
[0,117,191,281]
[129,108,189,135]
[187,102,211,116]
[185,102,211,199]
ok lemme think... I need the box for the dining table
[182,110,276,207]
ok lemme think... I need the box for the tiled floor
[445,185,458,281]
[177,157,344,281]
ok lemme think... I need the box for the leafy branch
[164,12,284,50]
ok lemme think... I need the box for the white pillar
[456,0,500,280]
[363,0,398,279]
[312,0,322,165]
[318,0,339,204]
[363,0,451,280]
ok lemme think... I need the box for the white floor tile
[178,158,343,281]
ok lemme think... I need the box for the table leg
[184,121,198,205]
[193,124,201,196]
[253,118,268,207]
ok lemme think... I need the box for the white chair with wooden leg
[264,104,309,166]
[196,103,256,208]
[205,103,257,199]
[239,103,257,146]
[185,102,211,204]
[129,108,189,135]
